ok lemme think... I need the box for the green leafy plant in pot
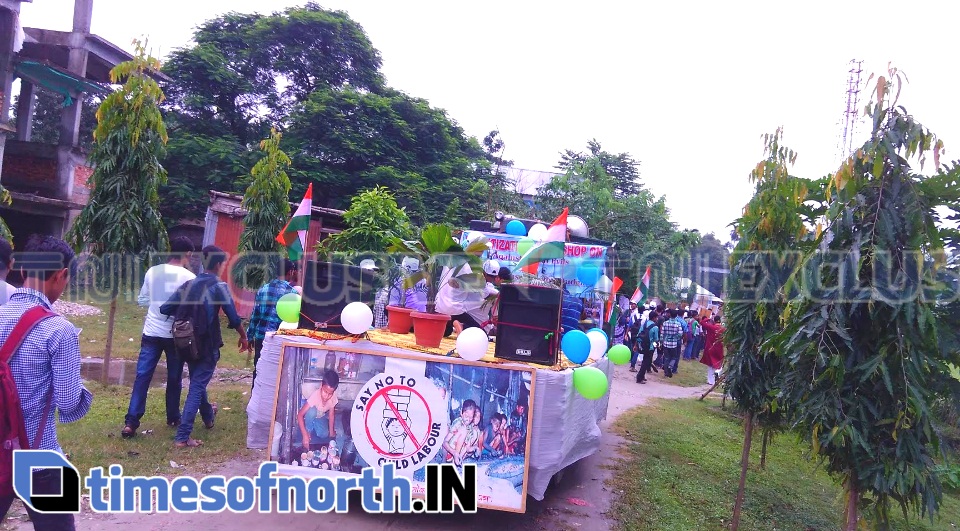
[387,224,486,347]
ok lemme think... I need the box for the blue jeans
[684,340,695,359]
[174,350,218,443]
[664,345,682,374]
[125,335,184,428]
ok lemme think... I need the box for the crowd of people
[622,302,726,385]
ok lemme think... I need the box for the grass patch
[60,383,254,478]
[610,398,960,530]
[663,358,711,388]
[64,295,253,370]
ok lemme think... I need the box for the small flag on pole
[605,276,623,323]
[630,266,651,305]
[276,183,313,261]
[515,207,569,272]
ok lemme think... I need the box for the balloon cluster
[561,328,634,400]
[275,293,373,335]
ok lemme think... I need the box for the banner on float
[269,342,536,513]
[461,232,608,296]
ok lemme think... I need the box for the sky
[20,1,960,242]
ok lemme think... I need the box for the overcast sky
[21,1,960,242]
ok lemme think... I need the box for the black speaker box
[299,261,377,332]
[494,284,562,365]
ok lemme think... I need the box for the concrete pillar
[58,0,93,148]
[0,7,21,178]
[15,80,35,141]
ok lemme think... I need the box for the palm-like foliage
[66,42,170,384]
[387,224,484,314]
[772,68,960,529]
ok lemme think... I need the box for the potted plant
[388,224,485,348]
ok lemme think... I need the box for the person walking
[161,245,250,448]
[660,309,684,378]
[0,235,92,531]
[699,315,726,385]
[247,258,299,388]
[635,311,660,384]
[122,237,196,438]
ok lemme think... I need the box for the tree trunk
[102,294,118,385]
[844,473,859,531]
[760,429,770,470]
[731,412,754,531]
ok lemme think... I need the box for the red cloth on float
[698,318,725,370]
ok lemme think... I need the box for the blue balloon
[505,219,527,236]
[561,330,591,364]
[576,264,600,286]
[588,327,608,343]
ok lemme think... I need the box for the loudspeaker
[299,261,377,332]
[494,284,562,365]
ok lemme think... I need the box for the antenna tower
[838,59,863,161]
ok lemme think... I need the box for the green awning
[14,60,111,107]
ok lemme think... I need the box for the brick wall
[72,165,93,205]
[1,153,58,193]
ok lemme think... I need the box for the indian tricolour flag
[276,183,312,261]
[630,266,651,305]
[514,207,569,272]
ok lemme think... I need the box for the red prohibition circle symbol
[362,384,434,460]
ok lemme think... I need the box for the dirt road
[8,364,709,531]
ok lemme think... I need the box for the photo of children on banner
[271,343,535,510]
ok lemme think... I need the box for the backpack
[170,277,217,362]
[1,306,57,497]
[639,320,655,352]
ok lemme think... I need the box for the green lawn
[60,383,254,478]
[662,358,712,388]
[610,398,960,530]
[63,294,253,370]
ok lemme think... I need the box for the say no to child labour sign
[351,372,449,476]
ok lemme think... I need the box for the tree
[723,128,824,530]
[0,183,11,243]
[317,186,414,254]
[66,42,170,384]
[557,139,643,198]
[232,128,292,290]
[536,153,691,293]
[158,3,492,229]
[773,68,960,529]
[481,130,527,217]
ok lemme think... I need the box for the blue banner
[461,232,609,296]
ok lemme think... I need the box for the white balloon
[456,327,490,361]
[527,223,548,241]
[586,330,607,360]
[341,302,373,334]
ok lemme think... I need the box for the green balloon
[573,366,608,400]
[276,293,302,324]
[517,237,535,256]
[608,344,631,365]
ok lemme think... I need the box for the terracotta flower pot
[411,311,452,348]
[386,306,414,334]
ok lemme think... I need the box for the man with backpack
[121,236,196,439]
[635,311,660,384]
[0,235,92,531]
[161,245,250,448]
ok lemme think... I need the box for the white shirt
[0,280,15,305]
[138,263,196,338]
[436,264,483,316]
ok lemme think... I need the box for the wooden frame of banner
[267,340,538,514]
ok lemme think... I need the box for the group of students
[625,303,726,385]
[442,399,527,467]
